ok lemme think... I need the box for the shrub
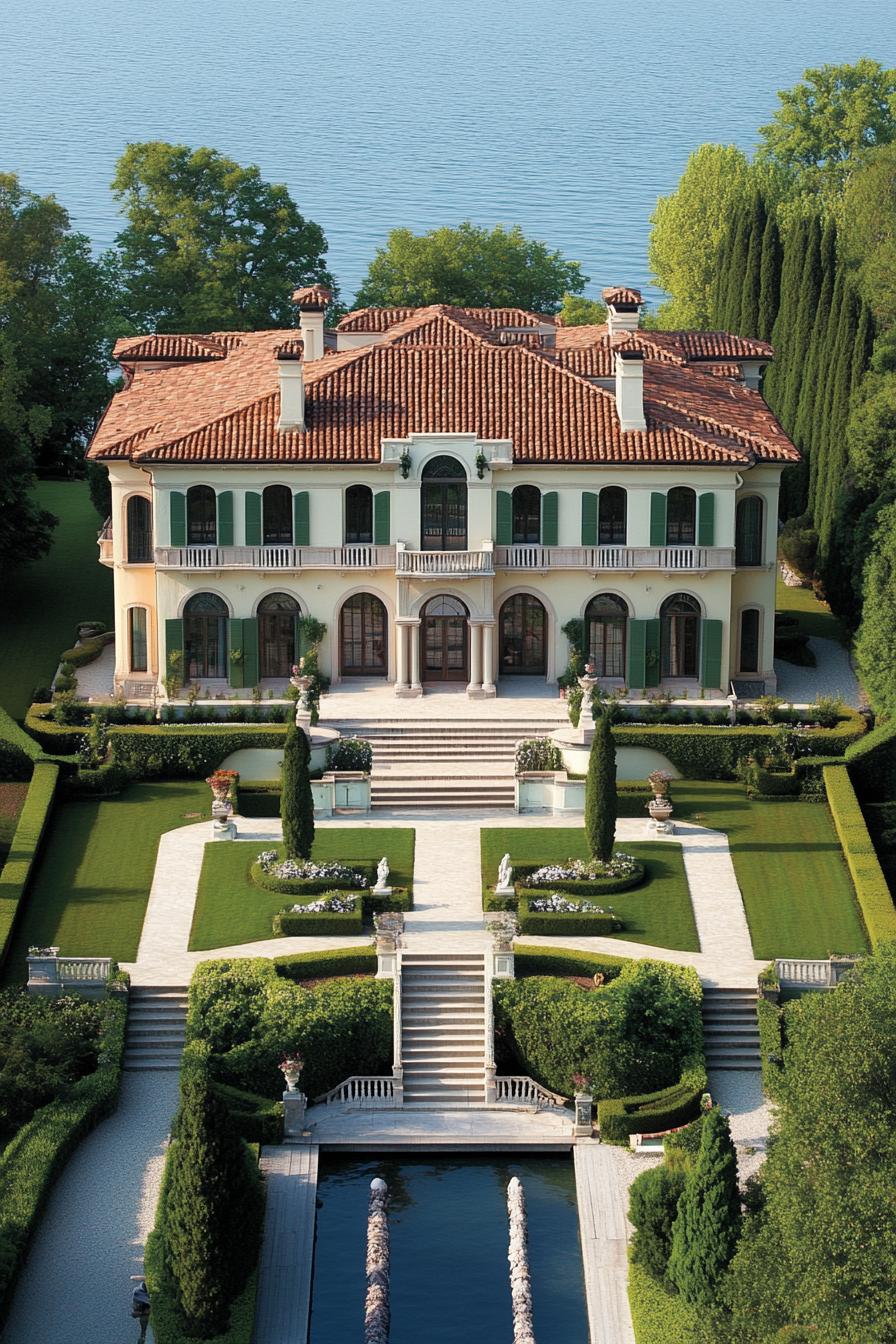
[824,765,896,946]
[667,1108,741,1306]
[281,723,314,859]
[272,903,364,937]
[273,946,376,981]
[846,720,896,798]
[253,851,370,891]
[514,737,562,773]
[629,1163,688,1281]
[0,763,59,971]
[779,513,818,578]
[58,630,115,669]
[517,899,623,937]
[611,717,864,779]
[513,945,629,982]
[566,685,584,729]
[757,998,786,1100]
[108,723,291,778]
[597,1052,708,1143]
[328,736,373,772]
[0,706,41,779]
[0,991,104,1136]
[585,712,616,862]
[807,694,846,728]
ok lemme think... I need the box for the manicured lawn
[189,829,416,950]
[0,782,29,864]
[0,781,210,986]
[480,829,699,952]
[0,482,113,718]
[617,783,869,959]
[775,572,847,645]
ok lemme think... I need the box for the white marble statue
[497,853,513,891]
[375,856,390,891]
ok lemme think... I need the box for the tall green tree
[354,221,586,312]
[856,500,896,715]
[816,283,861,564]
[719,202,752,333]
[839,140,896,327]
[738,193,767,336]
[780,215,822,431]
[281,721,315,859]
[756,211,783,341]
[667,1108,741,1306]
[764,216,810,411]
[584,711,616,863]
[0,337,57,566]
[112,142,334,332]
[557,293,607,326]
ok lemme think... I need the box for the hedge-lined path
[2,1071,179,1344]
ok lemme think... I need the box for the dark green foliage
[781,217,823,432]
[756,997,786,1099]
[162,1050,263,1337]
[272,904,363,937]
[512,945,628,981]
[516,901,623,937]
[272,945,377,981]
[0,990,103,1135]
[757,212,783,340]
[280,723,314,860]
[493,959,702,1101]
[738,193,767,336]
[824,764,896,945]
[585,712,616,862]
[0,763,59,971]
[86,460,112,519]
[596,1053,708,1143]
[629,1164,688,1281]
[667,1108,741,1306]
[764,216,809,411]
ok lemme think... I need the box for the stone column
[482,622,496,696]
[394,621,408,692]
[468,620,483,696]
[409,619,422,695]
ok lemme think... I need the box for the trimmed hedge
[273,946,377,981]
[109,723,290,778]
[846,720,896,798]
[742,755,840,801]
[628,1259,704,1344]
[234,784,280,818]
[824,765,896,946]
[144,1231,258,1344]
[0,762,59,971]
[757,997,786,1101]
[0,706,41,779]
[512,945,629,982]
[61,761,136,797]
[611,714,864,779]
[597,1050,708,1143]
[58,630,115,669]
[272,902,364,937]
[517,898,624,937]
[512,862,645,896]
[23,705,83,757]
[250,859,374,896]
[0,991,128,1324]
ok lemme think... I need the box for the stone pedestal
[282,1090,308,1139]
[646,818,674,836]
[485,1062,497,1105]
[212,819,237,841]
[294,709,313,738]
[376,937,398,979]
[373,886,392,899]
[493,949,515,979]
[573,1093,593,1137]
[494,884,515,901]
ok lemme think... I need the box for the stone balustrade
[775,956,860,989]
[27,951,113,998]
[315,1076,397,1106]
[494,543,735,572]
[395,546,495,577]
[495,1076,569,1109]
[154,543,395,571]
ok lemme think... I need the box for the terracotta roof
[292,283,332,310]
[112,333,228,363]
[602,286,643,307]
[552,331,685,377]
[662,330,773,360]
[336,305,553,333]
[88,326,798,469]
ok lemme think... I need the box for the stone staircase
[339,719,562,809]
[400,952,488,1105]
[124,986,188,1071]
[701,987,761,1071]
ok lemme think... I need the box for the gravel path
[708,1068,770,1184]
[775,636,861,707]
[3,1071,180,1344]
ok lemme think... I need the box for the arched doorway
[661,593,700,678]
[499,594,546,676]
[421,456,467,551]
[422,595,468,682]
[184,592,227,680]
[585,594,627,677]
[258,592,300,678]
[341,593,388,677]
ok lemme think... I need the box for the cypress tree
[738,192,767,337]
[281,721,315,859]
[710,214,736,328]
[756,211,782,341]
[851,298,875,396]
[720,203,752,333]
[584,711,616,862]
[667,1108,741,1307]
[765,215,810,412]
[779,215,822,431]
[788,221,837,517]
[165,1069,264,1335]
[808,268,846,520]
[817,284,861,566]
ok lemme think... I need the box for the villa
[87,285,797,702]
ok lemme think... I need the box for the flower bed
[518,897,625,936]
[491,854,645,905]
[252,851,371,895]
[272,894,364,937]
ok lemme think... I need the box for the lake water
[310,1154,588,1341]
[2,1,895,306]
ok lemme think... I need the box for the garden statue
[374,856,390,891]
[496,853,513,893]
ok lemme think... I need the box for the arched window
[184,592,228,680]
[735,497,764,567]
[345,485,373,544]
[263,485,293,545]
[585,594,627,678]
[421,456,467,551]
[739,608,761,673]
[666,488,696,546]
[258,592,301,679]
[126,496,153,563]
[511,486,541,544]
[187,486,216,546]
[598,487,627,545]
[128,607,148,672]
[661,593,700,678]
[499,594,546,675]
[341,593,387,677]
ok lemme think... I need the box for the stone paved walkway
[775,635,861,707]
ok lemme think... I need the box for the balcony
[494,544,735,573]
[395,546,495,578]
[97,518,113,566]
[154,543,396,572]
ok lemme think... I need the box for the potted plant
[572,1071,591,1098]
[475,450,489,479]
[279,1051,304,1092]
[646,769,673,799]
[398,449,412,479]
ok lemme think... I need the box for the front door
[499,594,546,675]
[422,596,468,682]
[259,612,295,678]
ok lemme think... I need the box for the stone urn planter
[279,1052,304,1092]
[647,769,673,800]
[647,796,673,823]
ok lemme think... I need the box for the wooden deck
[253,1145,319,1344]
[574,1146,636,1344]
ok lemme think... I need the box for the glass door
[499,594,546,675]
[422,596,468,682]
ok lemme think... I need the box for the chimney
[615,349,646,432]
[292,283,332,362]
[277,350,305,431]
[603,286,643,338]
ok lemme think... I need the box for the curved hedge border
[273,945,377,981]
[0,706,42,779]
[0,762,59,972]
[513,862,645,896]
[596,1049,708,1144]
[250,860,374,897]
[846,720,896,796]
[58,631,115,669]
[512,945,630,982]
[824,764,896,947]
[0,990,127,1324]
[612,714,864,779]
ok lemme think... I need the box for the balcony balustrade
[154,543,396,571]
[494,543,735,572]
[395,547,495,578]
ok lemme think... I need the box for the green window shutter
[242,617,259,688]
[217,490,233,546]
[374,491,391,545]
[228,618,244,689]
[645,618,661,688]
[245,491,262,546]
[541,491,559,546]
[169,492,186,547]
[581,491,597,546]
[698,492,715,547]
[701,618,723,690]
[496,490,512,545]
[627,618,647,688]
[294,491,310,546]
[165,618,184,680]
[649,493,667,547]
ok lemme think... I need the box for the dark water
[2,1,895,304]
[309,1154,588,1342]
